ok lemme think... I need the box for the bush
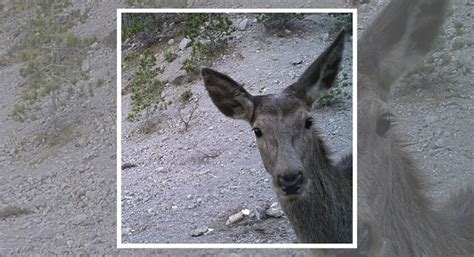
[12,0,94,123]
[318,80,351,106]
[452,40,465,50]
[181,42,212,75]
[182,58,198,74]
[332,13,353,34]
[163,48,177,62]
[181,13,234,51]
[453,21,464,36]
[180,89,193,103]
[126,50,165,122]
[256,13,304,29]
[122,13,163,42]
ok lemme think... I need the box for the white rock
[265,202,284,218]
[179,37,192,50]
[226,211,244,225]
[81,60,90,71]
[236,18,249,31]
[168,38,174,45]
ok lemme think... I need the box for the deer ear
[359,0,449,100]
[284,29,345,107]
[202,68,255,122]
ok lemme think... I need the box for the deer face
[250,93,316,199]
[357,78,399,205]
[202,30,346,200]
[351,0,450,254]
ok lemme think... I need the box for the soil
[0,0,471,256]
[121,14,353,244]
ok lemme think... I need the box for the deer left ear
[202,68,255,122]
[284,29,346,107]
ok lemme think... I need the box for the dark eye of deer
[305,117,314,129]
[376,113,394,137]
[252,128,263,138]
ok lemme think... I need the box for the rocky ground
[0,0,471,256]
[121,14,353,244]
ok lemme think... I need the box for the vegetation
[452,39,465,50]
[453,21,464,36]
[126,0,186,8]
[318,76,351,106]
[123,50,141,70]
[122,13,163,42]
[182,58,198,74]
[163,48,177,62]
[180,89,193,103]
[181,42,212,75]
[34,124,78,147]
[126,50,165,122]
[11,0,94,123]
[0,206,31,220]
[256,13,304,29]
[181,13,233,50]
[123,14,232,131]
[440,53,452,66]
[332,13,353,34]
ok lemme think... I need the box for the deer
[202,29,352,243]
[329,0,474,256]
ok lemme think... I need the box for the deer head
[202,30,347,201]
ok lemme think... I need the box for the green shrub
[96,78,105,88]
[318,80,350,106]
[181,42,212,75]
[256,13,304,29]
[35,125,77,147]
[0,206,31,220]
[180,89,193,103]
[452,40,465,50]
[453,21,464,36]
[12,0,94,123]
[332,13,353,33]
[126,50,165,122]
[181,13,233,51]
[440,54,451,66]
[182,58,198,74]
[163,48,177,62]
[122,13,163,41]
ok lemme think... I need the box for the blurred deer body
[350,0,474,256]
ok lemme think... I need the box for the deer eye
[252,128,263,138]
[376,112,394,137]
[305,117,314,129]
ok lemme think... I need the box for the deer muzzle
[278,172,304,195]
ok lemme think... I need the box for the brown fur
[202,30,352,243]
[335,0,474,256]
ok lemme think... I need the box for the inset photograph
[118,10,355,247]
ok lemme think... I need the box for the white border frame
[117,8,357,249]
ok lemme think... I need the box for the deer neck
[278,134,352,243]
[379,147,471,256]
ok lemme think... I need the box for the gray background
[0,0,472,256]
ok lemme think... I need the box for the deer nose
[278,172,303,195]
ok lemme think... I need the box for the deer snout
[278,172,304,195]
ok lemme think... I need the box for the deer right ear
[284,29,345,107]
[202,68,255,122]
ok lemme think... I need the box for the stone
[226,210,245,225]
[191,226,209,237]
[236,18,249,31]
[265,202,284,218]
[179,37,192,50]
